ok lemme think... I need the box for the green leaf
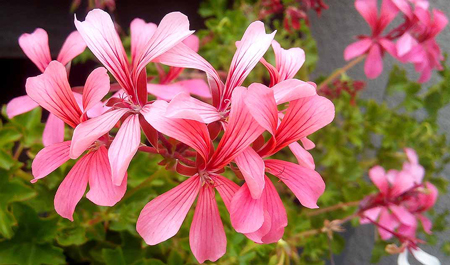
[103,247,127,265]
[0,149,15,170]
[0,172,36,238]
[167,250,183,265]
[0,127,22,147]
[0,203,65,265]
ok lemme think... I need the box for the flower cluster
[259,0,328,32]
[345,0,448,82]
[14,9,335,263]
[359,148,439,265]
[319,79,365,105]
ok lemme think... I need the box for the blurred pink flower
[7,28,86,146]
[344,0,399,79]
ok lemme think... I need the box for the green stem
[13,143,24,160]
[317,55,366,91]
[304,200,360,217]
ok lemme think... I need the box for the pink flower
[360,148,438,240]
[260,40,306,87]
[26,61,126,220]
[147,35,212,101]
[6,28,86,146]
[396,8,448,83]
[136,87,265,263]
[344,0,399,79]
[71,9,193,186]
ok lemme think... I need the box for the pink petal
[230,184,265,233]
[31,141,71,182]
[389,204,417,228]
[344,38,373,61]
[6,95,39,119]
[136,175,201,245]
[18,28,52,72]
[265,159,325,208]
[288,142,315,169]
[147,83,186,101]
[108,114,141,186]
[260,57,280,86]
[42,113,65,146]
[234,147,266,199]
[378,38,397,57]
[56,31,87,66]
[26,61,83,128]
[377,208,398,240]
[272,95,335,154]
[86,146,127,206]
[417,214,432,234]
[390,170,416,197]
[82,67,110,112]
[208,87,265,170]
[190,185,226,263]
[70,108,128,159]
[430,9,448,38]
[246,176,287,243]
[141,101,212,162]
[133,12,194,75]
[165,92,221,123]
[391,0,413,19]
[379,0,399,31]
[130,18,157,64]
[360,206,382,224]
[272,40,305,81]
[183,34,200,52]
[213,175,240,212]
[301,137,315,150]
[155,42,223,107]
[54,154,91,221]
[245,83,278,135]
[75,9,133,96]
[245,211,272,244]
[404,148,418,164]
[364,44,383,79]
[396,33,417,57]
[222,21,275,104]
[369,165,389,194]
[355,0,378,31]
[177,79,211,98]
[272,79,317,105]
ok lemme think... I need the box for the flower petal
[213,175,240,212]
[42,113,65,146]
[82,67,110,112]
[265,159,325,208]
[177,79,211,98]
[190,185,226,263]
[364,44,383,79]
[389,205,417,228]
[230,184,265,233]
[31,141,71,182]
[234,147,265,199]
[355,0,378,31]
[288,142,315,169]
[108,114,141,186]
[136,175,201,245]
[272,79,317,105]
[222,21,276,104]
[70,108,128,159]
[18,28,51,72]
[344,38,373,60]
[141,101,212,162]
[56,31,87,66]
[410,248,441,265]
[369,165,389,194]
[86,146,127,206]
[54,154,91,221]
[6,95,39,119]
[165,92,221,123]
[26,61,83,128]
[398,249,410,265]
[130,18,157,64]
[208,86,265,170]
[133,12,194,75]
[75,9,133,95]
[272,40,305,81]
[245,83,278,135]
[272,95,334,154]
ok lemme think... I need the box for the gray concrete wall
[308,1,450,264]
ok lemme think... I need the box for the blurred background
[0,0,449,264]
